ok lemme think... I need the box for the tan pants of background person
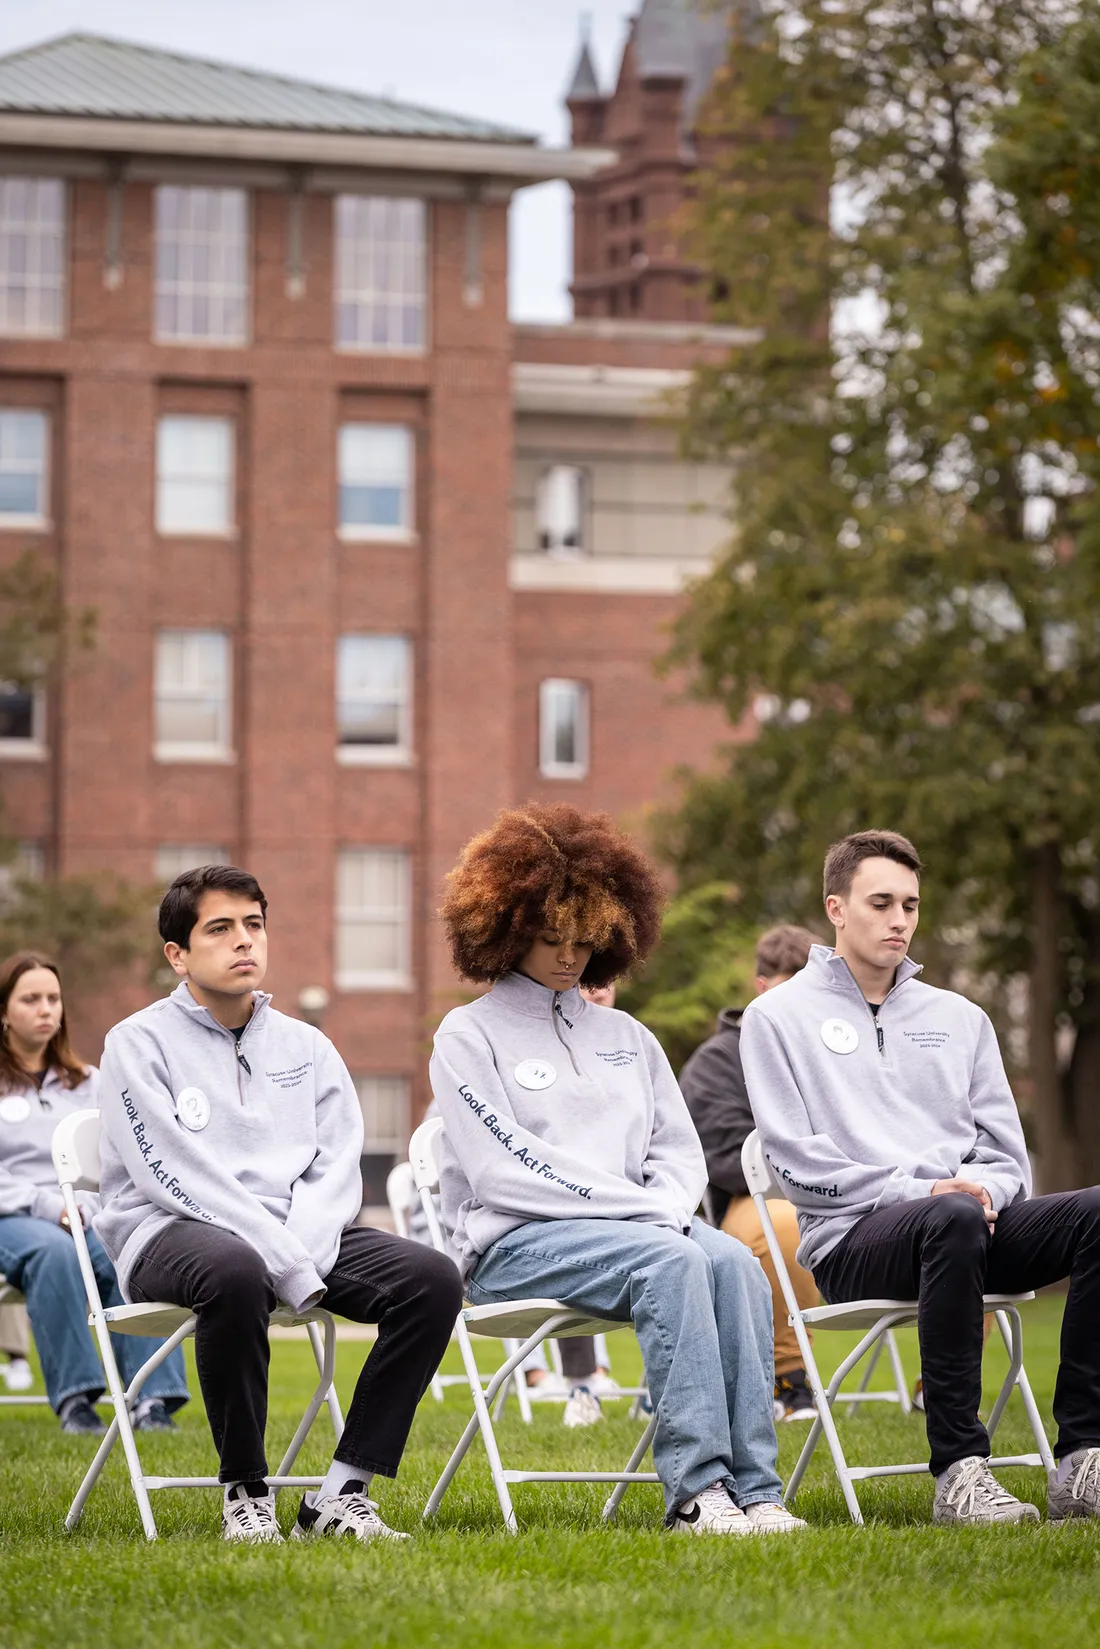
[0,1301,31,1357]
[721,1196,817,1376]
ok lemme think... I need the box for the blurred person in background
[0,1299,33,1391]
[0,951,189,1433]
[679,925,825,1422]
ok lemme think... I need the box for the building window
[336,636,411,764]
[536,465,587,557]
[0,178,64,338]
[156,416,234,535]
[539,679,589,780]
[154,631,232,761]
[338,424,414,540]
[155,844,230,884]
[336,848,411,990]
[0,410,48,526]
[354,1074,410,1206]
[0,682,46,759]
[334,196,426,353]
[154,186,248,345]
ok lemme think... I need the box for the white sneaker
[932,1456,1040,1526]
[292,1483,409,1543]
[671,1482,752,1535]
[1,1357,33,1393]
[588,1371,623,1400]
[742,1500,807,1534]
[526,1372,569,1402]
[222,1483,283,1544]
[563,1384,603,1428]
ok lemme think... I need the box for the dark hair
[0,951,88,1093]
[158,865,268,950]
[823,831,923,901]
[440,803,665,989]
[754,924,826,979]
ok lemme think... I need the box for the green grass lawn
[2,1292,1098,1647]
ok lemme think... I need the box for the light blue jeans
[0,1214,190,1414]
[468,1216,782,1517]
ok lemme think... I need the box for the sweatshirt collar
[489,970,585,1021]
[806,943,922,999]
[168,979,272,1037]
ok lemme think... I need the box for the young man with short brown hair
[741,830,1100,1525]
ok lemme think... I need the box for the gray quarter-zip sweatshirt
[429,970,707,1280]
[0,1065,101,1225]
[94,982,364,1312]
[739,945,1030,1275]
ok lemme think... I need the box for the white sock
[311,1460,372,1505]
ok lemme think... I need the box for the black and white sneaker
[775,1369,816,1422]
[292,1480,409,1544]
[133,1399,178,1433]
[671,1481,752,1536]
[222,1482,283,1544]
[59,1396,107,1436]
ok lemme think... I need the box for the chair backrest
[51,1108,101,1193]
[409,1116,444,1193]
[741,1128,782,1199]
[385,1160,416,1239]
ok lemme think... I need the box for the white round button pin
[514,1060,556,1091]
[0,1095,31,1124]
[820,1018,859,1055]
[175,1086,211,1131]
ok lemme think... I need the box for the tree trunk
[1028,840,1073,1191]
[1064,910,1100,1189]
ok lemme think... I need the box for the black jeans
[130,1220,461,1484]
[813,1189,1100,1476]
[558,1337,598,1380]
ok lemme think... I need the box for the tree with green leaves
[0,556,151,986]
[662,0,1100,1186]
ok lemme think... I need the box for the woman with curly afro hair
[430,804,802,1536]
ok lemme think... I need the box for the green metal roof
[0,32,536,145]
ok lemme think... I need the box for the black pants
[558,1337,598,1379]
[130,1221,461,1484]
[813,1188,1100,1476]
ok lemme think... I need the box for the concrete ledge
[509,554,711,595]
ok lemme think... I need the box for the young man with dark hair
[680,924,825,1421]
[741,830,1100,1525]
[95,864,460,1544]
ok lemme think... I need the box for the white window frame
[154,185,249,347]
[334,195,427,355]
[336,635,412,767]
[353,1074,410,1155]
[0,682,46,760]
[154,630,233,764]
[0,409,49,529]
[335,848,412,991]
[156,415,235,537]
[539,678,589,780]
[536,464,588,558]
[0,177,65,339]
[154,844,231,884]
[337,423,415,543]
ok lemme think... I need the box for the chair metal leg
[276,1312,339,1479]
[845,1335,886,1419]
[987,1308,1054,1471]
[304,1319,344,1444]
[425,1317,518,1531]
[885,1329,912,1415]
[601,1411,659,1522]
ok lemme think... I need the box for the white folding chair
[52,1108,347,1541]
[741,1130,1055,1524]
[410,1116,660,1532]
[0,1278,49,1406]
[385,1159,531,1412]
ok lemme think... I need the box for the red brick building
[0,21,741,1199]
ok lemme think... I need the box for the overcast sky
[0,0,638,321]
